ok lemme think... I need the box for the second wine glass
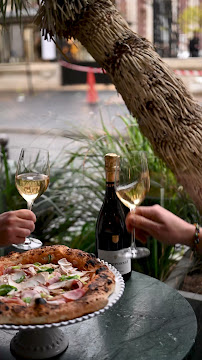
[115,151,150,259]
[14,147,50,250]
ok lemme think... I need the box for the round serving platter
[0,262,125,359]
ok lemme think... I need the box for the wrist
[192,223,200,253]
[182,223,196,247]
[183,223,201,253]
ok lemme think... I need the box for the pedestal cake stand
[0,263,125,359]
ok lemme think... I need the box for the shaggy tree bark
[37,0,202,211]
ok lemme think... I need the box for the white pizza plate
[0,262,125,359]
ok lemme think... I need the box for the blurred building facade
[0,0,201,91]
[0,0,202,63]
[116,0,154,42]
[178,0,202,58]
[153,0,178,57]
[116,0,201,58]
[0,0,201,64]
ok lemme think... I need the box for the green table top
[0,271,197,360]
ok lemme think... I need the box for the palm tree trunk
[37,0,202,211]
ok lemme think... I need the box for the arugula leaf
[59,275,80,281]
[15,275,25,284]
[41,293,48,298]
[23,297,31,304]
[48,255,52,263]
[0,285,17,296]
[80,279,87,285]
[37,268,54,274]
[34,262,41,266]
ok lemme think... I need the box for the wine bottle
[96,153,131,281]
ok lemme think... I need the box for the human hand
[0,210,36,247]
[125,204,195,247]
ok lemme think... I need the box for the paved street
[0,88,201,163]
[0,89,130,163]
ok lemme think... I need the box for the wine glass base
[12,237,42,250]
[119,247,150,259]
[130,247,150,259]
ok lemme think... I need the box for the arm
[0,210,36,247]
[125,205,202,255]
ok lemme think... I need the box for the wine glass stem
[27,201,33,211]
[130,209,136,251]
[26,202,33,245]
[131,227,136,250]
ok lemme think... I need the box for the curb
[0,127,106,138]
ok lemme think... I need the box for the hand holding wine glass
[14,147,50,250]
[0,210,36,247]
[115,151,150,259]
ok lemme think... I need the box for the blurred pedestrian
[189,32,200,57]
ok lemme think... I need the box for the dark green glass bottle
[96,153,131,281]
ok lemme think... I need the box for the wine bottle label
[98,249,131,275]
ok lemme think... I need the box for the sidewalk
[1,87,201,165]
[0,89,129,163]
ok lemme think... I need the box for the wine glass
[14,147,50,250]
[115,151,150,259]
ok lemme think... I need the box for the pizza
[0,245,115,325]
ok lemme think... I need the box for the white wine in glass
[14,147,50,250]
[115,151,150,259]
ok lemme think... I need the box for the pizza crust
[0,245,115,325]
